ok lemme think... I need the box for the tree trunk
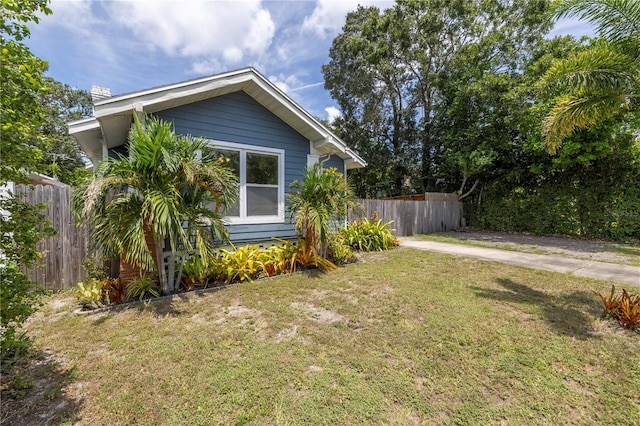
[118,219,161,288]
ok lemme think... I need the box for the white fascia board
[84,67,367,168]
[68,117,100,135]
[92,71,255,119]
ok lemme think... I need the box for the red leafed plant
[594,285,622,319]
[617,289,640,330]
[105,278,127,305]
[594,285,640,330]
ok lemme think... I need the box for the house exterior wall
[154,91,345,244]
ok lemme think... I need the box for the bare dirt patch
[291,302,344,324]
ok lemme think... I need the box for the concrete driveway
[399,237,640,286]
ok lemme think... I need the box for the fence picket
[349,196,462,236]
[16,184,91,291]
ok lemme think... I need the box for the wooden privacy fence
[349,195,463,236]
[16,184,91,291]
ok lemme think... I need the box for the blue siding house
[68,68,366,245]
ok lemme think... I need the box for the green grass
[6,249,640,425]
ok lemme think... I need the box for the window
[205,141,284,224]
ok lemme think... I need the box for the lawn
[3,249,639,425]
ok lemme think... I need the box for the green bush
[341,217,399,251]
[125,275,160,301]
[473,183,640,241]
[218,244,264,283]
[74,278,106,309]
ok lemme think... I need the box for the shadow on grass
[473,278,601,339]
[1,348,83,426]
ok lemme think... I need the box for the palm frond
[553,0,640,47]
[542,90,632,153]
[538,46,639,95]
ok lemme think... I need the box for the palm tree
[74,115,237,293]
[288,163,360,258]
[539,0,640,153]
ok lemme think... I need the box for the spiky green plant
[288,163,360,257]
[539,0,640,153]
[73,115,238,294]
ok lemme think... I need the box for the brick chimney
[90,85,111,102]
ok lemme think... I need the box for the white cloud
[268,73,303,94]
[189,59,223,75]
[108,0,275,60]
[325,106,341,124]
[301,0,394,38]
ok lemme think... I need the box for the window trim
[206,140,285,225]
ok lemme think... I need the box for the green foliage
[0,0,53,359]
[36,77,93,185]
[324,0,552,196]
[125,276,160,301]
[288,163,359,257]
[539,0,640,152]
[341,215,399,252]
[327,234,356,265]
[594,286,640,330]
[293,237,338,272]
[218,245,263,283]
[74,278,105,309]
[73,115,238,293]
[182,255,214,290]
[259,240,299,276]
[81,257,108,281]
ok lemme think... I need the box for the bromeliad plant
[594,285,640,330]
[74,278,105,309]
[341,212,399,251]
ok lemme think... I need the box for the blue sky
[27,0,594,122]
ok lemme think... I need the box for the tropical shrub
[183,255,213,290]
[104,278,127,305]
[75,278,106,309]
[594,286,640,330]
[288,163,360,257]
[341,214,399,251]
[125,275,161,301]
[73,115,238,294]
[218,244,263,283]
[259,241,298,276]
[328,234,356,265]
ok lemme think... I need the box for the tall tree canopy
[323,0,552,197]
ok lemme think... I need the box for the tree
[37,77,93,185]
[323,0,552,197]
[288,163,359,257]
[538,0,640,153]
[0,0,54,359]
[73,115,238,294]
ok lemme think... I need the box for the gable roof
[68,67,366,169]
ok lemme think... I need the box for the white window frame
[206,140,285,225]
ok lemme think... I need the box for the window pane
[225,192,240,217]
[247,186,278,216]
[205,194,239,217]
[247,152,278,185]
[205,148,240,177]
